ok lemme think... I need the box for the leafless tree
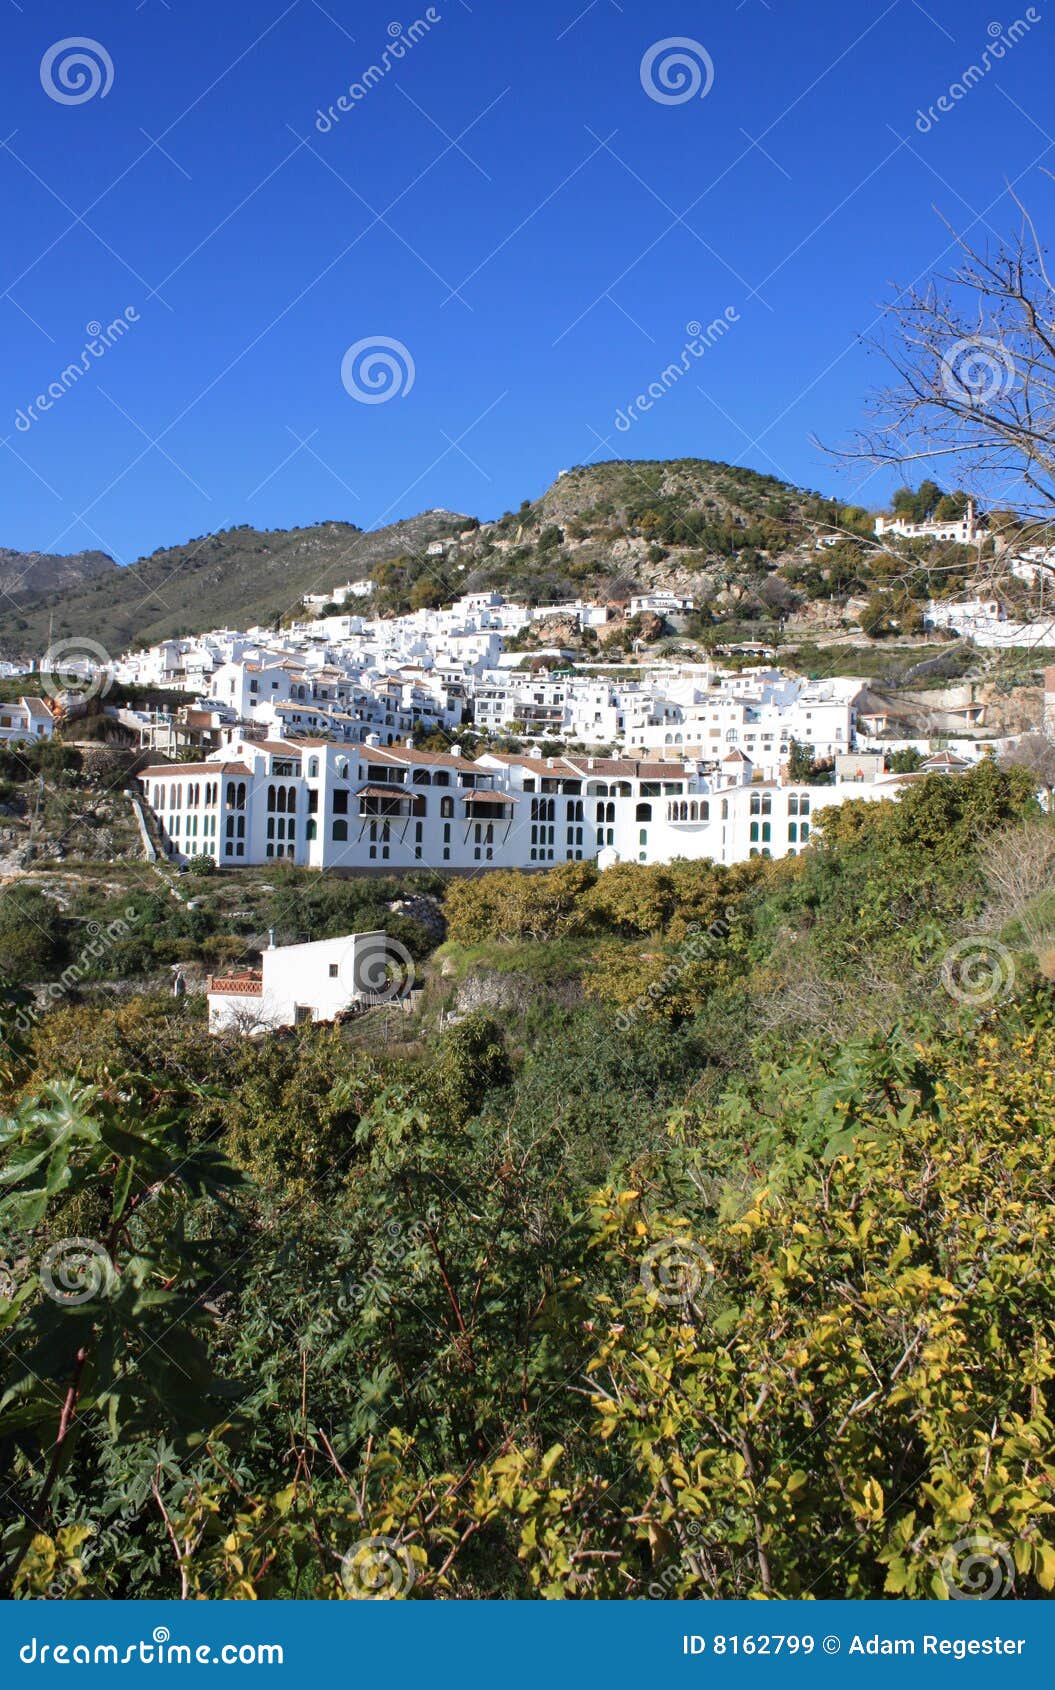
[1000,733,1055,803]
[978,815,1055,953]
[836,195,1055,520]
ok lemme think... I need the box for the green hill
[0,457,991,660]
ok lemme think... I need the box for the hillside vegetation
[3,759,1055,1599]
[0,459,1012,661]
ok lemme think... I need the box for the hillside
[0,511,469,660]
[0,545,115,608]
[0,457,997,659]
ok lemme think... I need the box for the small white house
[0,696,55,744]
[629,592,695,616]
[206,929,395,1034]
[875,500,981,546]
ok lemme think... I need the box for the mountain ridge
[0,457,959,660]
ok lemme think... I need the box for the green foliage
[1,758,1052,1599]
[0,888,69,984]
[0,1079,245,1593]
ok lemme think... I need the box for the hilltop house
[875,500,982,546]
[206,929,391,1033]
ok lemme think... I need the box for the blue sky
[2,0,1052,562]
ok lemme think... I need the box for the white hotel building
[137,737,906,875]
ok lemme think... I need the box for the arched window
[337,760,349,780]
[332,819,348,842]
[307,756,319,778]
[441,796,453,818]
[788,795,799,816]
[306,819,317,840]
[635,802,652,822]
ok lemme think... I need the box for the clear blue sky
[2,0,1051,563]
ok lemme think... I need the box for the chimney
[267,928,276,950]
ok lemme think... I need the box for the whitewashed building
[138,735,913,875]
[206,929,392,1033]
[0,696,55,744]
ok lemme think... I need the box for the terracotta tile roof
[138,761,252,777]
[485,752,690,780]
